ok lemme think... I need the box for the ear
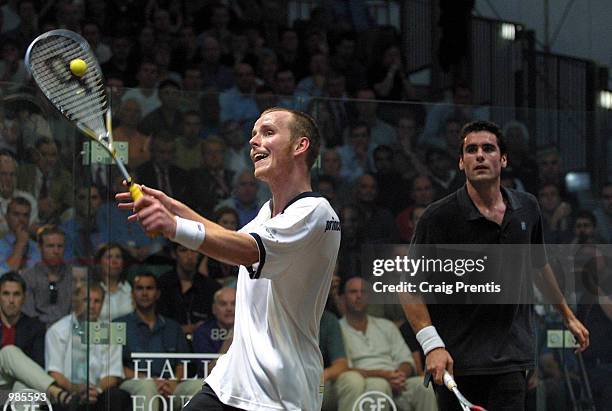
[294,136,310,157]
[458,155,464,171]
[501,153,508,168]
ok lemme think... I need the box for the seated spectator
[329,32,367,94]
[170,26,202,75]
[296,53,329,98]
[21,225,71,327]
[199,35,233,91]
[275,69,309,110]
[95,243,133,321]
[349,88,397,147]
[396,175,435,242]
[337,205,364,280]
[112,98,150,169]
[116,273,202,411]
[503,120,537,193]
[308,72,350,148]
[158,243,221,338]
[337,122,375,182]
[192,287,236,374]
[391,115,428,181]
[46,283,130,410]
[318,148,351,205]
[536,146,575,204]
[354,174,398,243]
[368,44,416,103]
[0,272,73,405]
[138,79,184,137]
[175,111,205,171]
[200,207,240,287]
[421,82,489,147]
[219,62,259,128]
[221,120,251,176]
[538,183,573,243]
[121,61,161,116]
[256,49,278,89]
[60,186,103,263]
[424,146,464,200]
[136,130,187,201]
[216,170,263,229]
[101,35,137,87]
[340,277,437,411]
[592,182,611,243]
[320,308,356,411]
[18,137,72,225]
[0,39,28,94]
[0,150,38,237]
[82,21,111,64]
[185,136,234,219]
[276,28,308,80]
[181,65,205,113]
[154,43,182,86]
[0,197,40,273]
[372,145,409,213]
[571,210,601,245]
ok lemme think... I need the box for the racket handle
[128,183,160,237]
[443,371,457,390]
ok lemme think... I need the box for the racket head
[25,29,109,145]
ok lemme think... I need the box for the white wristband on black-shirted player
[416,325,445,355]
[172,216,206,250]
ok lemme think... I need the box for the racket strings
[28,35,107,136]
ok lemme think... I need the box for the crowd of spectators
[0,0,610,410]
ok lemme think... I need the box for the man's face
[412,176,434,206]
[0,281,25,318]
[137,63,158,89]
[183,114,202,139]
[459,131,507,183]
[276,71,295,96]
[445,121,462,155]
[574,217,595,243]
[341,207,359,239]
[343,278,368,314]
[74,287,104,321]
[202,37,221,63]
[76,187,102,217]
[349,126,369,154]
[217,212,238,231]
[0,156,16,198]
[212,288,236,328]
[322,150,341,176]
[132,276,160,311]
[153,140,175,167]
[538,152,561,182]
[235,64,255,93]
[250,110,297,182]
[202,142,225,171]
[6,203,30,234]
[159,85,180,109]
[37,142,58,173]
[40,234,65,266]
[183,69,202,91]
[374,150,393,174]
[175,245,199,274]
[221,122,244,147]
[356,175,377,203]
[235,173,258,205]
[538,185,561,212]
[602,186,612,216]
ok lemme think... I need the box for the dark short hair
[36,224,65,245]
[94,242,128,282]
[132,272,159,289]
[0,271,26,293]
[158,78,181,91]
[7,196,31,213]
[460,120,507,156]
[261,107,321,169]
[575,210,597,227]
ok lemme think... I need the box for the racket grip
[443,371,457,390]
[129,183,143,201]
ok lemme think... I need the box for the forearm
[197,224,259,267]
[324,359,348,382]
[123,367,135,379]
[7,245,27,270]
[398,362,414,378]
[537,264,574,319]
[48,371,72,391]
[98,376,119,391]
[399,296,433,332]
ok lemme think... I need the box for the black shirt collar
[457,184,522,221]
[269,192,323,214]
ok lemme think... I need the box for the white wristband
[416,325,445,355]
[172,216,205,250]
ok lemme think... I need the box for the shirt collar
[457,184,521,221]
[269,191,323,214]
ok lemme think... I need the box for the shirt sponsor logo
[325,220,341,232]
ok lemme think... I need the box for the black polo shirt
[411,184,547,375]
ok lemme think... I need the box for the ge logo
[3,389,52,411]
[352,391,397,411]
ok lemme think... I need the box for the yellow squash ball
[70,58,88,77]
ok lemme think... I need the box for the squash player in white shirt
[117,107,341,410]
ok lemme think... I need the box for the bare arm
[49,371,72,392]
[323,358,348,382]
[98,376,119,391]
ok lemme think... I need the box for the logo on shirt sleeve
[324,219,341,232]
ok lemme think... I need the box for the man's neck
[345,312,368,332]
[0,311,19,327]
[466,179,503,209]
[268,175,312,217]
[136,307,157,328]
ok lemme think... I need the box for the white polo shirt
[206,193,341,410]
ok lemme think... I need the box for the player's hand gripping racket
[24,29,143,202]
[424,371,487,411]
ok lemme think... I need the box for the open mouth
[253,153,269,163]
[474,165,488,170]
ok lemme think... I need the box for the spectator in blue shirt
[0,197,40,274]
[193,287,236,358]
